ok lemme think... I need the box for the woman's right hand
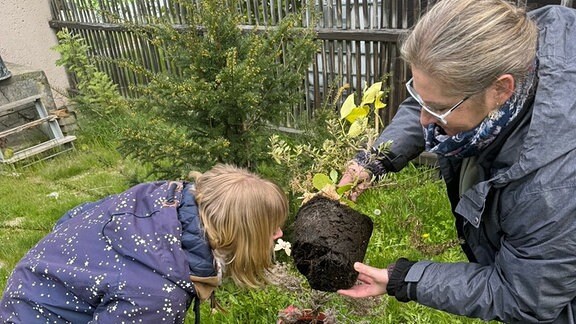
[337,262,389,298]
[338,161,372,201]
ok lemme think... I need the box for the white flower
[274,238,292,256]
[373,209,381,216]
[46,192,59,199]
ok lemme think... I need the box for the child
[0,164,287,323]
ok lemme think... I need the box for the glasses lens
[406,79,448,124]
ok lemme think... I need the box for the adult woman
[338,0,576,322]
[0,164,287,323]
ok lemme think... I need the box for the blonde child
[0,164,287,323]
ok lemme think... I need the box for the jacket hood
[179,183,218,278]
[102,181,216,295]
[495,6,576,184]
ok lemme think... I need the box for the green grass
[0,135,492,324]
[0,138,133,289]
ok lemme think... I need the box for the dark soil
[291,196,373,292]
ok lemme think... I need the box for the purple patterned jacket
[0,181,217,323]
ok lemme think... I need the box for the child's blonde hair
[192,164,288,288]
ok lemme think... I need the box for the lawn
[0,136,491,323]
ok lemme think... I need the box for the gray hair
[401,0,538,97]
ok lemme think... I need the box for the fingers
[356,272,374,284]
[341,161,370,182]
[337,285,373,298]
[349,190,360,202]
[358,263,389,295]
[349,180,371,201]
[339,161,372,201]
[338,173,354,187]
[354,262,385,280]
[336,262,389,298]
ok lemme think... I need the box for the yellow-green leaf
[330,170,339,183]
[361,82,382,105]
[345,105,369,123]
[340,93,357,120]
[347,119,364,137]
[375,92,386,110]
[336,184,353,195]
[312,173,333,191]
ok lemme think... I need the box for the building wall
[0,0,70,107]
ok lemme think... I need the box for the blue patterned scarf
[424,62,538,158]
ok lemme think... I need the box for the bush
[53,30,131,143]
[55,0,318,179]
[269,80,390,203]
[118,0,318,178]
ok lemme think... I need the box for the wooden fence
[48,0,575,128]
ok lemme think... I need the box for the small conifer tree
[118,0,318,177]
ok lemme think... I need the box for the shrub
[53,30,131,141]
[269,80,390,203]
[117,0,318,178]
[54,0,318,179]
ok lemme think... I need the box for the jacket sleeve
[407,185,576,323]
[355,97,425,175]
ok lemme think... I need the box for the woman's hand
[337,262,389,298]
[338,161,372,201]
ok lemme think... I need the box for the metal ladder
[0,94,76,164]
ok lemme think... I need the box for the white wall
[0,0,70,107]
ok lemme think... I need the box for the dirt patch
[268,262,306,292]
[268,262,383,322]
[291,196,373,292]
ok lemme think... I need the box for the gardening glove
[338,160,372,201]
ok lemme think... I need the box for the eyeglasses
[405,78,469,125]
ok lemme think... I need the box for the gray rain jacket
[370,5,576,323]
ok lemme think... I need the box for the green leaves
[122,3,317,176]
[55,1,318,179]
[312,173,332,191]
[53,30,128,120]
[269,79,389,203]
[311,170,352,200]
[339,93,357,120]
[348,117,368,138]
[339,81,386,137]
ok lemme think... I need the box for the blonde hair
[401,0,538,97]
[192,164,288,288]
